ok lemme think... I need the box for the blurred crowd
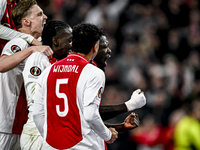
[37,0,200,150]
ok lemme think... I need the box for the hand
[106,128,118,144]
[31,38,42,46]
[32,46,53,59]
[124,113,139,130]
[125,89,146,111]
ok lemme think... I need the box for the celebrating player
[0,0,42,54]
[93,35,146,121]
[22,20,145,149]
[20,20,72,150]
[0,0,52,149]
[33,23,118,149]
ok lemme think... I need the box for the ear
[93,42,99,53]
[22,18,30,26]
[52,37,59,47]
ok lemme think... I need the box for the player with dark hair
[92,35,144,149]
[33,22,118,150]
[21,20,72,150]
[22,20,145,149]
[0,0,52,149]
[42,20,72,61]
[42,20,145,127]
[42,21,146,122]
[93,35,145,121]
[32,22,146,150]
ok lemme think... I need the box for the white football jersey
[22,52,50,135]
[0,38,29,134]
[33,53,110,150]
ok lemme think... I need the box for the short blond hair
[12,0,37,29]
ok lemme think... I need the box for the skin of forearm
[0,47,34,72]
[104,122,126,132]
[99,103,128,121]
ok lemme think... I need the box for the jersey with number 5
[34,53,106,149]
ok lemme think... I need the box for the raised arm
[100,103,127,121]
[100,89,146,121]
[0,45,53,72]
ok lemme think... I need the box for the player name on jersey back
[53,65,79,73]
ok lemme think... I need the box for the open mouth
[104,54,111,65]
[105,54,111,60]
[42,21,46,27]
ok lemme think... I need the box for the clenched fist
[125,89,146,111]
[106,128,118,144]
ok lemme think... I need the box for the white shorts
[20,133,43,150]
[0,132,20,150]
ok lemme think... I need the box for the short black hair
[42,20,71,47]
[72,23,104,55]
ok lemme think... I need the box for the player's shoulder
[87,63,104,72]
[25,52,49,72]
[9,37,27,42]
[26,52,47,66]
[29,51,46,59]
[2,38,29,55]
[85,63,105,78]
[5,37,28,49]
[39,64,52,81]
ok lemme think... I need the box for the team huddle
[0,0,146,150]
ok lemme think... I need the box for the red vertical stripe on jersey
[104,141,108,150]
[12,84,28,134]
[0,0,18,53]
[46,54,89,149]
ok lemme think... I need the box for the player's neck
[30,32,41,40]
[76,47,97,62]
[19,28,40,39]
[76,53,92,62]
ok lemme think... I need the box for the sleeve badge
[98,87,103,98]
[11,45,21,53]
[30,66,41,76]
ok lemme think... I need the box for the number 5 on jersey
[56,79,69,117]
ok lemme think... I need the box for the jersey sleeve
[23,52,50,108]
[32,65,52,136]
[0,0,7,21]
[83,64,105,107]
[1,38,29,56]
[32,80,45,136]
[83,103,112,141]
[0,24,34,44]
[81,65,111,141]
